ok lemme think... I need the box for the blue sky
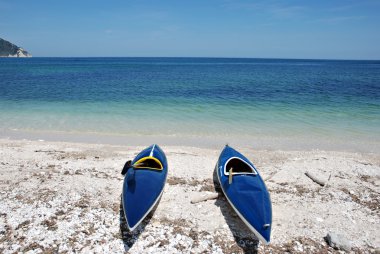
[1,0,379,59]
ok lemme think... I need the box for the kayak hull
[122,144,168,231]
[217,145,272,244]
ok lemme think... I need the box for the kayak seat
[224,157,257,175]
[133,156,163,170]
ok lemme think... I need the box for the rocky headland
[0,38,31,57]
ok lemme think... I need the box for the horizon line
[5,56,380,61]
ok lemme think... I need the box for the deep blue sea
[0,57,379,152]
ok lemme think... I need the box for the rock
[316,217,323,222]
[325,232,352,252]
[294,240,303,252]
[0,38,32,57]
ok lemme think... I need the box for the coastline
[1,128,379,154]
[0,138,379,253]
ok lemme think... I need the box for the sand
[0,138,379,253]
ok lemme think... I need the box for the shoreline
[0,138,379,253]
[1,128,379,154]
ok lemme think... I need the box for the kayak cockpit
[134,156,163,170]
[224,157,257,176]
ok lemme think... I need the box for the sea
[0,57,379,152]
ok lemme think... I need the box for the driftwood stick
[191,193,219,204]
[305,171,326,186]
[264,166,282,181]
[322,172,332,189]
[34,150,65,153]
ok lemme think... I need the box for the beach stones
[325,232,352,252]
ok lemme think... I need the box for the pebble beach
[1,139,379,253]
[2,0,380,251]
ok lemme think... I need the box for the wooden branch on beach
[191,193,220,204]
[305,171,326,186]
[264,166,282,181]
[34,150,65,153]
[322,173,332,188]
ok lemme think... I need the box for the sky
[1,0,379,59]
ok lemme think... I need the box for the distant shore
[0,138,379,253]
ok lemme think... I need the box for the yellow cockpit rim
[133,156,163,170]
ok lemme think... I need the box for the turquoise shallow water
[0,58,379,151]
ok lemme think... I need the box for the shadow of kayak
[213,165,260,254]
[118,195,157,252]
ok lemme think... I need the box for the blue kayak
[121,144,168,231]
[216,145,272,244]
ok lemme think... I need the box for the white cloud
[313,15,366,24]
[270,6,306,18]
[221,0,306,19]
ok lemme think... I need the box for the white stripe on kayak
[217,164,270,245]
[149,144,155,157]
[122,162,168,231]
[124,179,167,231]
